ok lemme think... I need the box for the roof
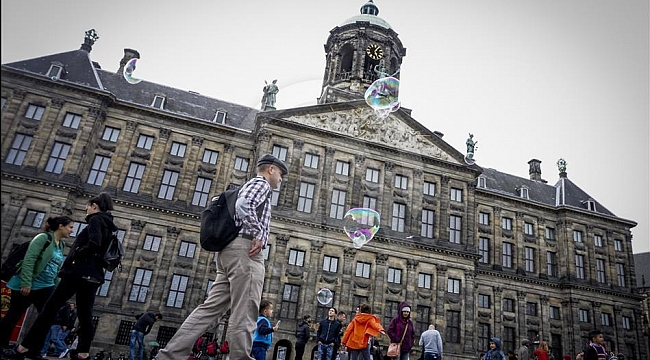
[341,14,392,29]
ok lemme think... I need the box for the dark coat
[387,301,415,353]
[133,312,157,335]
[317,318,342,345]
[54,304,77,329]
[296,320,311,344]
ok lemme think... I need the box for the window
[616,263,625,286]
[23,210,45,228]
[355,261,371,278]
[316,290,336,320]
[394,174,408,190]
[1,97,6,110]
[387,267,402,284]
[383,301,400,326]
[335,160,350,176]
[524,222,534,236]
[96,270,114,297]
[271,189,280,206]
[213,110,226,124]
[502,217,512,230]
[547,252,558,277]
[169,142,187,157]
[156,326,177,348]
[392,203,406,232]
[478,323,491,350]
[47,64,63,78]
[202,149,219,164]
[124,162,146,193]
[70,222,88,237]
[446,310,460,343]
[503,298,515,313]
[479,237,490,264]
[234,156,249,171]
[502,243,513,268]
[479,212,490,225]
[178,241,196,258]
[87,155,111,186]
[158,170,179,200]
[143,234,162,252]
[129,268,153,302]
[415,305,430,335]
[551,334,563,360]
[361,196,377,224]
[191,177,212,207]
[549,306,561,320]
[206,280,214,296]
[421,209,435,238]
[573,230,583,243]
[449,215,462,244]
[586,200,596,211]
[525,247,535,273]
[365,168,380,183]
[152,95,165,109]
[614,239,623,251]
[575,254,585,279]
[62,112,81,129]
[6,134,32,165]
[478,294,490,308]
[594,235,603,247]
[579,309,590,322]
[288,249,305,266]
[352,295,368,320]
[166,274,189,308]
[261,245,271,261]
[600,313,612,326]
[115,320,135,345]
[450,187,463,202]
[44,142,71,174]
[519,187,529,199]
[280,284,300,318]
[25,104,45,120]
[297,182,315,213]
[304,153,319,168]
[423,181,436,196]
[447,278,460,294]
[526,302,538,316]
[323,256,339,273]
[418,273,431,289]
[272,145,288,161]
[502,327,516,355]
[136,134,154,150]
[101,126,120,142]
[476,176,487,189]
[596,259,606,283]
[330,189,346,219]
[545,227,555,240]
[622,316,631,330]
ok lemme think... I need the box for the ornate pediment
[285,107,459,163]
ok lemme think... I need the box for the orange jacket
[341,314,384,350]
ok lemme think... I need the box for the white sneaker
[59,349,69,358]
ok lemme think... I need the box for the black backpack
[1,233,53,281]
[101,231,125,272]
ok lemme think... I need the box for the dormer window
[152,95,165,109]
[584,199,596,211]
[47,64,63,80]
[519,186,529,199]
[477,176,487,189]
[213,111,227,124]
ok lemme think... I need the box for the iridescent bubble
[123,58,142,84]
[317,288,333,305]
[364,77,401,119]
[343,208,380,248]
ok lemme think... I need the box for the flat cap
[588,329,603,339]
[257,154,288,175]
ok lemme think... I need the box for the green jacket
[18,231,65,288]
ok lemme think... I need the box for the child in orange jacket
[341,304,386,360]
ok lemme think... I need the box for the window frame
[169,142,187,157]
[62,112,81,129]
[335,160,350,176]
[234,156,250,171]
[6,133,33,166]
[394,174,408,190]
[329,189,347,219]
[355,261,371,278]
[178,241,197,258]
[418,273,432,289]
[129,268,153,303]
[365,168,380,183]
[25,104,45,120]
[479,237,490,264]
[87,154,111,186]
[420,209,435,238]
[447,278,460,294]
[304,153,320,169]
[192,177,213,207]
[166,274,189,308]
[391,203,406,232]
[44,142,71,174]
[450,187,463,202]
[323,256,339,273]
[101,126,121,142]
[449,215,462,244]
[387,267,402,284]
[297,182,315,213]
[423,181,436,196]
[158,170,180,200]
[202,149,219,164]
[288,249,306,267]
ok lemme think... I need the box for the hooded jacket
[296,319,311,344]
[387,301,415,353]
[341,313,384,350]
[317,317,342,345]
[60,211,117,283]
[485,337,506,360]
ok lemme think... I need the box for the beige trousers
[156,236,265,360]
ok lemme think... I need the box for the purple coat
[386,301,415,353]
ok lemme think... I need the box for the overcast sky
[2,0,648,253]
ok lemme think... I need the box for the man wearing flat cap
[155,154,287,360]
[581,329,608,360]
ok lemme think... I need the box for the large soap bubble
[123,58,142,84]
[343,208,380,248]
[317,288,333,305]
[364,77,401,119]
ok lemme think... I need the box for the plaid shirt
[235,176,272,247]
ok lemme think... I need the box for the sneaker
[25,353,48,360]
[2,347,26,360]
[58,350,69,359]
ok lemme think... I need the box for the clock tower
[318,1,406,104]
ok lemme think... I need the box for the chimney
[80,29,99,53]
[117,48,141,75]
[528,159,542,181]
[433,131,444,138]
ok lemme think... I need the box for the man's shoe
[58,350,69,359]
[1,347,26,360]
[25,353,48,360]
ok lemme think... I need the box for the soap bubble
[343,208,380,248]
[123,58,142,84]
[364,77,401,119]
[317,288,333,305]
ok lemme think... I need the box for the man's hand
[20,286,31,296]
[249,239,263,257]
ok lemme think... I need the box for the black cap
[257,154,288,175]
[588,329,603,339]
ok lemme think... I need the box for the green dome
[341,1,391,29]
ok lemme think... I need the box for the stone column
[406,259,418,306]
[517,291,527,340]
[1,194,26,249]
[374,253,389,310]
[438,175,451,244]
[341,248,357,310]
[435,265,448,321]
[309,239,325,308]
[492,207,503,271]
[463,270,477,354]
[540,295,549,342]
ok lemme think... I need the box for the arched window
[339,44,354,74]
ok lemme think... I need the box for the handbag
[387,324,408,357]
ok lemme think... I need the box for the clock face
[366,43,384,60]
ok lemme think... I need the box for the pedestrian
[130,312,163,360]
[534,341,550,360]
[484,338,506,360]
[418,325,443,360]
[507,350,517,360]
[317,308,343,360]
[582,330,608,360]
[517,339,530,360]
[341,303,385,360]
[332,311,348,360]
[295,315,312,360]
[0,216,74,351]
[252,300,278,360]
[386,302,415,360]
[3,192,118,360]
[154,154,287,360]
[40,302,77,357]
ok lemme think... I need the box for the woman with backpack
[4,193,118,360]
[0,216,74,350]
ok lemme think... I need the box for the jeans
[349,348,370,360]
[295,342,306,360]
[129,330,145,360]
[41,325,69,355]
[318,344,334,360]
[251,345,267,360]
[423,353,440,360]
[391,352,409,360]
